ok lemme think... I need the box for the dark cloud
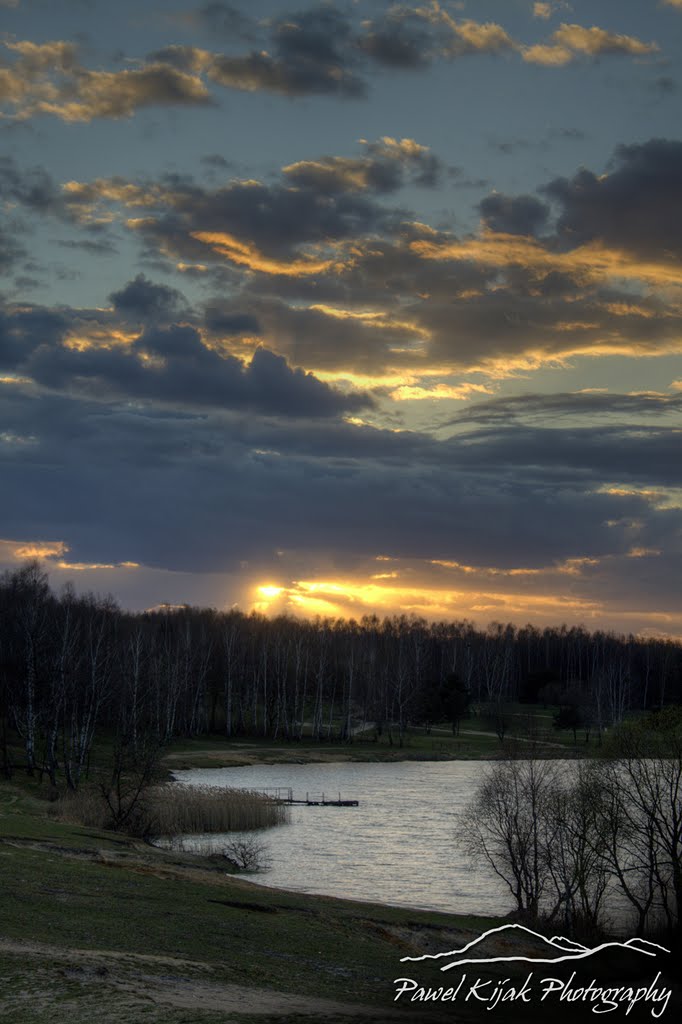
[109,273,186,321]
[203,305,260,336]
[0,306,67,370]
[358,9,435,69]
[0,297,370,418]
[206,51,366,99]
[479,192,549,235]
[0,156,63,216]
[441,422,682,494]
[2,383,680,578]
[200,153,234,169]
[0,224,27,274]
[27,332,372,417]
[449,390,682,426]
[126,173,396,264]
[157,7,521,102]
[207,7,366,98]
[55,238,118,255]
[543,138,682,260]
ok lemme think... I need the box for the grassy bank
[0,773,504,1024]
[162,706,600,770]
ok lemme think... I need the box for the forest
[1,560,681,784]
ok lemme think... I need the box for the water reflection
[171,761,513,916]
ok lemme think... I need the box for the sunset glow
[0,0,680,637]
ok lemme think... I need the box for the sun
[257,584,283,599]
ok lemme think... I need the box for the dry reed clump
[51,783,287,837]
[148,784,287,836]
[51,785,111,829]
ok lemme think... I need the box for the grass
[0,772,503,1023]
[161,706,597,771]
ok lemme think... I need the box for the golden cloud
[64,327,139,352]
[0,538,140,573]
[7,540,69,560]
[55,559,139,572]
[389,382,494,401]
[251,575,607,624]
[523,23,658,64]
[410,231,682,289]
[552,23,658,55]
[1,41,212,122]
[191,231,338,276]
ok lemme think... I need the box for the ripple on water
[171,760,513,916]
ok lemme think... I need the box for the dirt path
[0,937,392,1019]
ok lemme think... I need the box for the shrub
[221,835,271,872]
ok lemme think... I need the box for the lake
[171,760,513,916]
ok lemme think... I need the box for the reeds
[52,785,111,829]
[148,784,287,836]
[52,782,287,837]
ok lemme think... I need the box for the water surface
[172,760,512,916]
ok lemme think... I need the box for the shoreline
[162,734,584,771]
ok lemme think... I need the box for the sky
[1,0,681,635]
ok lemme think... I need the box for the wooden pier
[257,787,358,807]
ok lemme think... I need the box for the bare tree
[460,754,558,919]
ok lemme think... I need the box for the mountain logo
[400,923,671,971]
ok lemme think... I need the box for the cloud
[543,139,682,262]
[2,377,680,607]
[479,192,550,235]
[448,390,682,426]
[358,7,439,68]
[205,49,366,98]
[1,11,663,122]
[0,224,27,273]
[21,138,682,384]
[0,155,64,215]
[112,164,398,271]
[523,23,658,65]
[55,238,118,256]
[1,296,371,418]
[282,137,442,193]
[359,7,515,67]
[444,19,516,56]
[0,40,213,121]
[109,273,186,322]
[206,5,367,98]
[0,306,68,370]
[203,306,261,337]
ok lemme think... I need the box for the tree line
[1,561,681,782]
